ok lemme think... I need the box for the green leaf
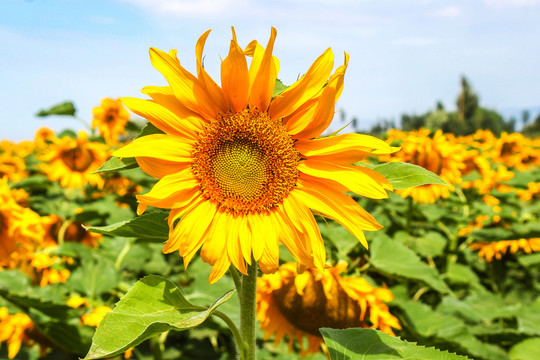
[67,257,119,297]
[94,157,138,174]
[272,78,288,97]
[516,298,540,336]
[395,231,447,258]
[36,101,76,116]
[361,162,448,190]
[370,234,449,293]
[84,275,235,359]
[518,253,540,267]
[136,122,165,138]
[321,328,470,360]
[84,211,169,242]
[509,338,540,360]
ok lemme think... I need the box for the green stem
[229,267,242,294]
[239,262,258,360]
[114,241,132,270]
[213,311,246,360]
[150,334,163,360]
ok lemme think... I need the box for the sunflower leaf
[369,234,449,293]
[36,101,76,116]
[84,275,235,359]
[94,156,139,173]
[509,338,540,360]
[83,211,169,242]
[320,328,470,360]
[360,162,448,190]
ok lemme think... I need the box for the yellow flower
[67,296,89,309]
[0,308,34,359]
[34,127,56,149]
[0,177,45,270]
[381,129,464,204]
[470,238,540,262]
[517,181,540,201]
[81,306,112,327]
[39,131,109,189]
[43,214,102,248]
[0,141,28,182]
[256,262,400,356]
[92,98,130,145]
[113,28,395,283]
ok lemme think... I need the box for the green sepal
[94,156,138,174]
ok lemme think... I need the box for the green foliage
[84,211,169,242]
[84,275,235,359]
[369,234,449,293]
[94,156,138,173]
[321,328,470,360]
[36,101,76,116]
[365,162,449,190]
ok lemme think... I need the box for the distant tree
[457,76,479,122]
[522,110,530,127]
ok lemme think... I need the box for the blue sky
[2,0,540,140]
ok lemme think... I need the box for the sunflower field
[2,29,540,360]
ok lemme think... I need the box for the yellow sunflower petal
[238,216,253,266]
[258,214,280,273]
[283,194,326,270]
[200,211,228,266]
[196,30,228,111]
[298,159,391,199]
[136,169,200,209]
[135,157,190,179]
[221,28,250,112]
[269,48,334,120]
[227,215,248,275]
[209,253,232,284]
[149,47,220,120]
[295,176,383,248]
[295,133,396,164]
[248,27,277,111]
[120,97,203,140]
[112,134,194,162]
[290,53,349,139]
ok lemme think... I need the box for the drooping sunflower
[256,262,401,356]
[39,132,109,189]
[114,28,396,283]
[92,98,131,145]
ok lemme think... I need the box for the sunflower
[382,129,464,204]
[470,238,540,262]
[0,308,34,359]
[256,262,400,356]
[39,131,109,189]
[0,141,28,182]
[0,177,45,270]
[113,28,395,283]
[92,98,131,145]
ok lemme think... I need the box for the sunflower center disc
[192,109,300,215]
[61,147,94,172]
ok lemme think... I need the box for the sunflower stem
[212,311,246,360]
[229,267,242,294]
[239,262,258,360]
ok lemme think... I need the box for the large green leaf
[509,338,540,360]
[94,157,138,174]
[362,162,448,190]
[36,101,76,116]
[369,235,449,293]
[84,211,169,242]
[84,275,234,359]
[321,328,469,360]
[67,257,119,297]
